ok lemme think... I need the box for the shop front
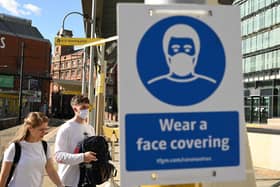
[244,80,280,124]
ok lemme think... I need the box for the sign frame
[118,3,245,187]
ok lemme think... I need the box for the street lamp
[59,11,94,95]
[59,11,93,37]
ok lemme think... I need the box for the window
[252,0,259,12]
[259,0,265,9]
[244,57,250,73]
[257,33,262,50]
[263,31,269,48]
[240,3,245,17]
[242,40,246,54]
[253,15,259,32]
[248,17,253,34]
[265,9,272,28]
[244,1,249,16]
[264,52,272,70]
[272,51,277,68]
[277,50,280,67]
[257,54,265,71]
[272,6,277,25]
[259,12,265,29]
[256,54,262,71]
[265,0,272,7]
[250,56,256,72]
[251,35,257,52]
[242,19,248,35]
[66,71,70,79]
[277,6,280,23]
[270,28,280,47]
[242,58,245,72]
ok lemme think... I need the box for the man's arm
[54,126,97,165]
[54,126,84,165]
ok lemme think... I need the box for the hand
[83,151,97,163]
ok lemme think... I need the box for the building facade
[0,14,51,122]
[51,30,88,118]
[51,29,118,120]
[233,0,280,123]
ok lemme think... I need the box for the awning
[52,79,88,95]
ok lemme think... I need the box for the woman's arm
[0,161,12,187]
[45,158,64,187]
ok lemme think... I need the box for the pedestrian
[54,95,97,187]
[0,112,64,187]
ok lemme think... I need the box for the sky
[0,0,86,49]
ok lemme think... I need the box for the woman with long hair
[0,112,64,187]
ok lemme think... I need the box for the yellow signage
[54,37,103,46]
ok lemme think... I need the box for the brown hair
[10,112,48,143]
[70,95,90,106]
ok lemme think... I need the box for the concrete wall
[248,132,280,171]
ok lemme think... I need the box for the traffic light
[218,0,234,4]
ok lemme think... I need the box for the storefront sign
[0,75,13,88]
[0,36,6,48]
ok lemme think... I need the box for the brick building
[50,30,89,118]
[0,14,51,122]
[50,29,118,120]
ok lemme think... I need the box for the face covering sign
[118,3,245,187]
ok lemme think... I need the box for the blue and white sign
[118,3,245,187]
[137,16,225,106]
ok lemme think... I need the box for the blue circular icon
[137,16,225,106]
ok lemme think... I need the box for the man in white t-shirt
[54,95,96,187]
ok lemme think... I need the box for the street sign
[54,37,102,46]
[0,75,14,88]
[118,3,245,187]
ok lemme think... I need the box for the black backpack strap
[41,140,48,160]
[6,142,21,186]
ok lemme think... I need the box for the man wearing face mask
[54,95,96,187]
[148,24,216,85]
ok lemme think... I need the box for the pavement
[0,119,280,187]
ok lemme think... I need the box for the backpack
[75,136,116,186]
[5,140,47,187]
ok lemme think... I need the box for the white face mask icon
[169,53,194,77]
[147,24,216,85]
[79,109,89,119]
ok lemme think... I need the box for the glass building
[233,0,280,123]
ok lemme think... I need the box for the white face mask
[169,53,195,76]
[79,109,89,120]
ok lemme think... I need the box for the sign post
[118,3,246,187]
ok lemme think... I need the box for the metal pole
[82,21,88,95]
[18,42,24,124]
[95,44,106,135]
[88,0,96,127]
[81,47,87,95]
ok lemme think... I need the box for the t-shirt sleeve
[47,142,51,159]
[54,125,84,165]
[3,143,16,162]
